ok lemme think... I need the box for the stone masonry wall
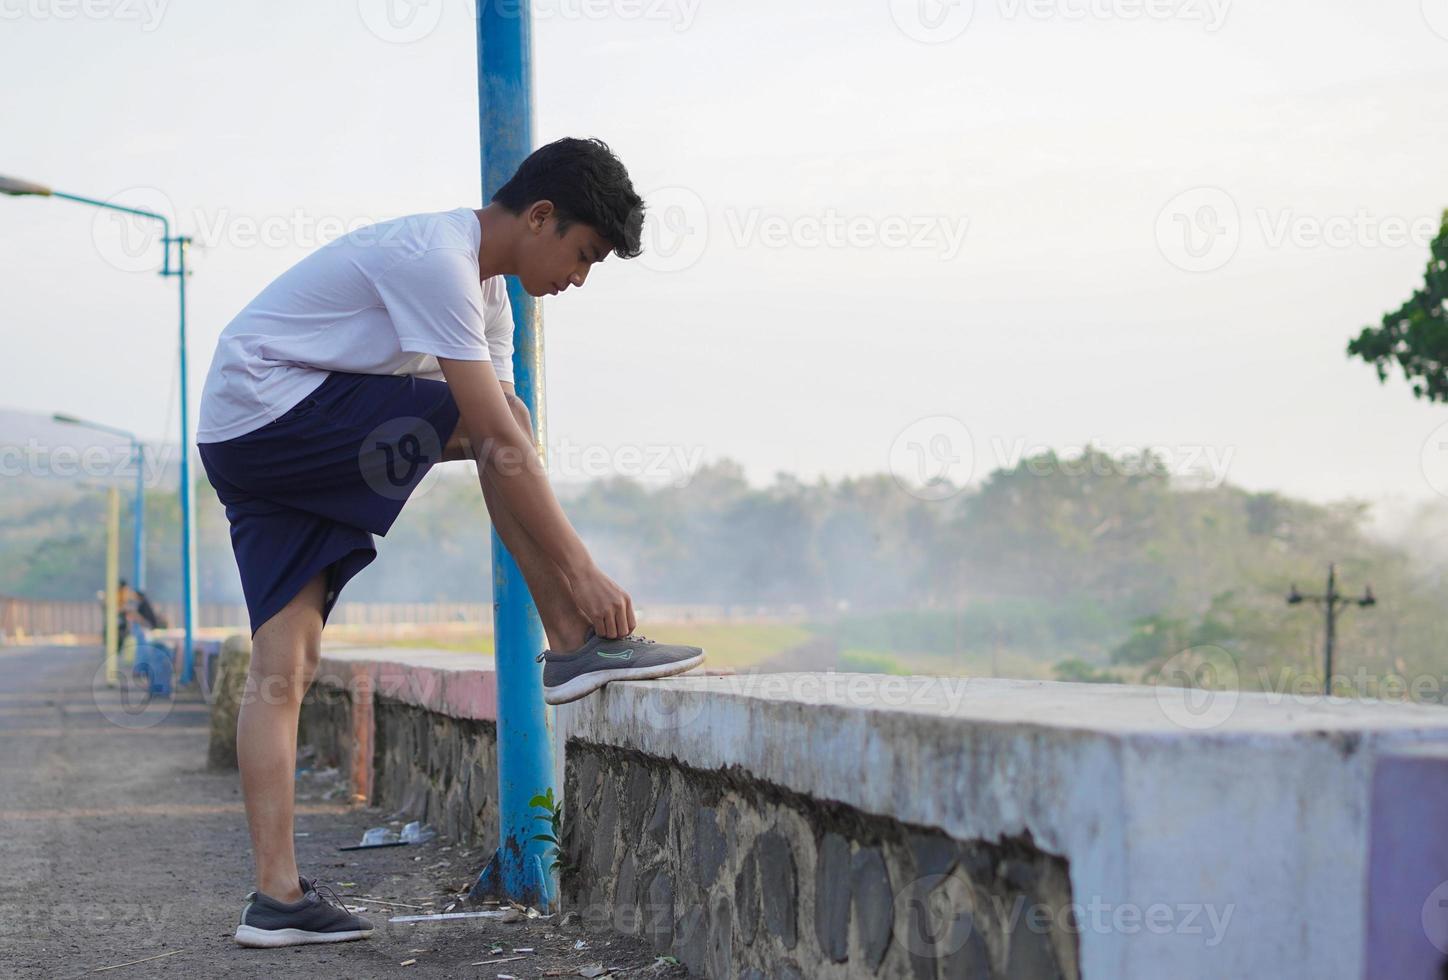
[564,740,1080,980]
[371,697,499,848]
[299,689,500,849]
[298,683,354,779]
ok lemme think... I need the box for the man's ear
[526,200,553,232]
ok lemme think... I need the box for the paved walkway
[0,644,683,979]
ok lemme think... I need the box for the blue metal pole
[171,234,197,684]
[132,439,146,591]
[470,0,556,910]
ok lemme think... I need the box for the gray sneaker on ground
[234,875,374,947]
[536,626,706,705]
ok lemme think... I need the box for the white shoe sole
[544,652,706,705]
[234,924,373,947]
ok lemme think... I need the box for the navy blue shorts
[198,371,462,637]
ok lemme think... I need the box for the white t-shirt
[197,206,513,443]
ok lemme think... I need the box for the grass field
[375,621,817,670]
[367,624,1059,679]
[836,646,1055,680]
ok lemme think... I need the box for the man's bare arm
[497,381,534,438]
[439,356,635,637]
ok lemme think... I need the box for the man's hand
[569,563,636,639]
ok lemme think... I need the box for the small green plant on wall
[530,788,576,888]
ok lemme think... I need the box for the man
[196,137,705,948]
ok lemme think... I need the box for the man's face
[516,201,612,298]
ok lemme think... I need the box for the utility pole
[1287,563,1376,696]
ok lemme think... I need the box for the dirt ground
[0,643,689,980]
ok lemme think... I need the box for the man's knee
[249,572,324,662]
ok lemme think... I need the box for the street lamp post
[53,413,147,592]
[3,174,198,684]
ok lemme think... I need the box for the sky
[3,0,1448,509]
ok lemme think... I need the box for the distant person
[195,138,705,948]
[113,578,134,653]
[131,588,166,630]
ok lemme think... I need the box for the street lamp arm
[49,191,171,239]
[52,412,139,444]
[3,176,176,264]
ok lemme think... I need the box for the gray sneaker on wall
[536,626,706,705]
[234,875,374,947]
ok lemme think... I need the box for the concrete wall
[297,647,1448,979]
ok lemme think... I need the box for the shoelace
[303,877,349,911]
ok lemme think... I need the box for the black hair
[491,137,646,259]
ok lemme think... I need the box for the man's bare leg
[443,407,592,654]
[237,568,327,903]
